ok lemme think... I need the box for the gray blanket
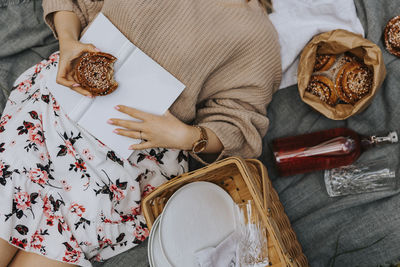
[262,0,400,266]
[0,0,399,266]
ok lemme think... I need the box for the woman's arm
[53,11,99,97]
[42,0,103,38]
[54,11,81,41]
[109,106,224,154]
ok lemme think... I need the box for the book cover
[44,13,185,159]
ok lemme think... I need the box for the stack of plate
[148,181,237,267]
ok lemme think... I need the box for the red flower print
[130,185,135,191]
[63,249,82,263]
[0,114,11,130]
[74,161,86,171]
[10,140,16,146]
[32,92,40,100]
[141,184,155,198]
[16,79,32,93]
[11,237,27,249]
[48,53,59,63]
[98,238,113,249]
[42,196,52,217]
[28,168,49,185]
[28,124,44,146]
[52,102,60,111]
[34,62,46,73]
[30,231,44,250]
[42,196,61,222]
[94,254,102,262]
[65,140,76,156]
[0,162,4,177]
[64,185,72,191]
[110,184,125,201]
[131,206,141,216]
[14,192,31,210]
[97,226,104,233]
[133,225,149,241]
[69,203,86,217]
[82,149,94,160]
[39,153,46,161]
[70,235,78,245]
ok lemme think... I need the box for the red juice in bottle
[272,127,398,176]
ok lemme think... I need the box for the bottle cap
[388,131,398,143]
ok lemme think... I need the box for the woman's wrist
[180,124,223,154]
[180,125,200,151]
[54,11,81,41]
[58,34,79,43]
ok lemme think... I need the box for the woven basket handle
[259,162,272,214]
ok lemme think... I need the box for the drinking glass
[235,200,269,267]
[324,156,398,197]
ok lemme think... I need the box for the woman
[0,0,281,266]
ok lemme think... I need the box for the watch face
[193,140,208,154]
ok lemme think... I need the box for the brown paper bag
[297,29,386,120]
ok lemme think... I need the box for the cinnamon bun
[335,61,372,104]
[384,15,400,58]
[306,75,337,106]
[313,54,336,72]
[75,52,118,96]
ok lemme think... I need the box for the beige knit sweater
[42,0,281,159]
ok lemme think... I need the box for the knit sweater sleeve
[195,28,282,160]
[42,0,103,38]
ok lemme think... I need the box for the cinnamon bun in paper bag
[298,29,386,120]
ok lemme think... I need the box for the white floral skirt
[0,53,188,266]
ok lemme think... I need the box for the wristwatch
[191,126,208,154]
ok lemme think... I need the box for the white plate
[159,181,236,267]
[148,215,172,267]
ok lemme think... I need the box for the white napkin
[194,231,239,267]
[269,0,365,89]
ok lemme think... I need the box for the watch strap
[192,125,208,154]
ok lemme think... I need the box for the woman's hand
[57,38,100,97]
[108,105,197,151]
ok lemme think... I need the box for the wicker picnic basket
[142,157,309,266]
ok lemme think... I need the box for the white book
[44,13,185,159]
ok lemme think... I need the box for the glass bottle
[272,127,398,176]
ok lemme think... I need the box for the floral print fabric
[0,53,188,266]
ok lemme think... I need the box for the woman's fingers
[114,105,149,121]
[128,142,153,150]
[55,60,73,87]
[71,86,93,97]
[56,58,93,97]
[113,128,155,150]
[113,128,145,141]
[66,72,93,97]
[57,74,92,97]
[83,43,101,53]
[108,119,143,130]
